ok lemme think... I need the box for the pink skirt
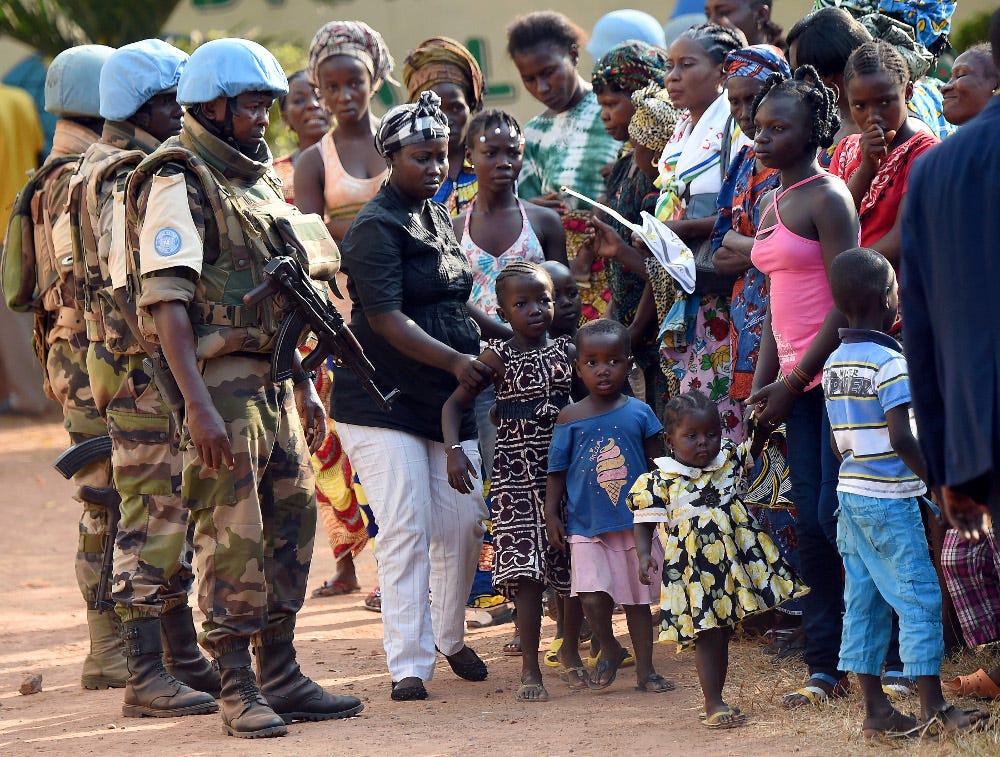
[569,529,663,606]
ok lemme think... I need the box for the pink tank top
[461,197,546,322]
[750,174,832,391]
[319,132,388,226]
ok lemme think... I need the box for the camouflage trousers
[181,354,316,658]
[46,338,110,605]
[88,341,195,622]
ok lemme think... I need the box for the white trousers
[337,422,487,682]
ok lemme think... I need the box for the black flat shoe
[390,677,427,701]
[439,645,488,681]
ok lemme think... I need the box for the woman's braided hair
[678,22,748,65]
[662,390,718,435]
[751,64,841,149]
[494,260,551,303]
[844,40,910,88]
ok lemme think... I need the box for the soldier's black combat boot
[121,617,218,718]
[160,605,221,697]
[81,609,127,689]
[217,648,288,738]
[253,638,364,722]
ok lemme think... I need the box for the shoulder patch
[154,227,183,257]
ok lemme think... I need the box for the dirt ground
[1,415,997,756]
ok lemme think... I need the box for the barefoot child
[443,261,573,702]
[545,320,674,694]
[629,390,808,728]
[821,248,985,740]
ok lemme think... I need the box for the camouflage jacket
[125,116,332,359]
[35,120,100,346]
[72,120,159,354]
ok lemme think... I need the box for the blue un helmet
[99,39,189,122]
[176,38,287,106]
[45,44,115,117]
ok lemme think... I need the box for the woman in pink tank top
[746,68,862,709]
[295,21,395,243]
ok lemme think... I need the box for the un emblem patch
[154,227,182,257]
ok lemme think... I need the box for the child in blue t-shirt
[822,248,985,739]
[545,319,674,694]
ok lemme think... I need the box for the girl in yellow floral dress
[629,390,808,729]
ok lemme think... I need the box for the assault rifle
[243,255,399,411]
[54,436,121,613]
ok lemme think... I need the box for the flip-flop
[586,646,629,690]
[703,705,747,729]
[881,673,917,701]
[514,682,550,702]
[861,707,920,741]
[363,588,382,613]
[543,637,564,668]
[586,647,635,669]
[311,579,361,598]
[559,666,589,690]
[918,704,990,739]
[502,636,522,656]
[635,673,675,693]
[783,674,849,708]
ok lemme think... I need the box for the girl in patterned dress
[628,390,809,728]
[443,261,573,703]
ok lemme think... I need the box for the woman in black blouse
[330,92,493,702]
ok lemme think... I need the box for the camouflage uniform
[127,116,317,658]
[33,120,110,607]
[74,120,195,622]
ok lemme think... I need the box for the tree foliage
[0,0,182,57]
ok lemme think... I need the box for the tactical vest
[2,155,79,314]
[124,144,339,359]
[70,145,145,353]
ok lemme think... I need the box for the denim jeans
[785,386,844,678]
[836,492,943,677]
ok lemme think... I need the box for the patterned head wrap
[812,1,954,51]
[592,40,669,95]
[859,13,933,79]
[308,21,397,90]
[375,90,450,157]
[724,44,791,83]
[403,37,485,110]
[627,83,682,154]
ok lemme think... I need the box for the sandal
[941,668,1000,700]
[919,704,989,739]
[586,646,629,691]
[514,682,550,702]
[543,637,564,668]
[503,634,522,656]
[703,705,747,729]
[635,673,675,693]
[559,666,589,690]
[783,673,850,708]
[881,672,918,701]
[311,578,361,598]
[363,587,382,613]
[861,707,920,741]
[586,647,635,670]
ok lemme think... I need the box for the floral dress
[627,438,809,650]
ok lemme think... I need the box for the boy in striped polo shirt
[822,248,982,739]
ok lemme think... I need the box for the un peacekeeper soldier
[126,38,363,738]
[37,44,127,690]
[74,38,220,718]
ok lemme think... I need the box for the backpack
[2,155,81,312]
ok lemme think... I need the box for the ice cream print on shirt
[593,438,629,505]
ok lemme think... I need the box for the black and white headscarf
[374,90,449,157]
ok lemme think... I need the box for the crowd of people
[3,0,1000,743]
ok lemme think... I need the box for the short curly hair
[506,11,586,58]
